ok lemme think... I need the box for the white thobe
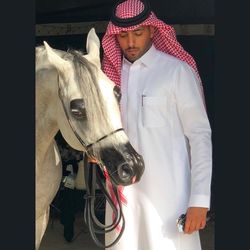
[105,45,212,250]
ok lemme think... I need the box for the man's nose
[127,34,135,48]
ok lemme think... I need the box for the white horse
[36,28,145,249]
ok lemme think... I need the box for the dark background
[36,0,214,24]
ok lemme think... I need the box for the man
[101,0,212,249]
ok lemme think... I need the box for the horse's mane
[61,49,119,156]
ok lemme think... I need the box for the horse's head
[43,28,144,186]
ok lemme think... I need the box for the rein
[57,74,125,248]
[83,157,125,248]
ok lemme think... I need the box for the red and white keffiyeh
[102,0,202,90]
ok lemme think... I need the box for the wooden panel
[36,21,215,36]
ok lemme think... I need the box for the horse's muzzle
[99,143,145,186]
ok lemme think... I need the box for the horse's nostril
[118,163,134,181]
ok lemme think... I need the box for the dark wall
[36,0,214,24]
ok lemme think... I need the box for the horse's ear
[85,28,101,68]
[43,41,69,72]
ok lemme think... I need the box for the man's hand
[87,156,98,164]
[184,207,208,234]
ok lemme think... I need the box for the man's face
[116,26,154,62]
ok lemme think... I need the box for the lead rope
[83,156,125,248]
[57,74,126,247]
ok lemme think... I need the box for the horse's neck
[36,90,59,165]
[36,50,60,164]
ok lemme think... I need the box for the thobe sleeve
[174,63,212,209]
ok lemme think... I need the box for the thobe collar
[122,44,158,68]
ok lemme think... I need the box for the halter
[57,74,125,248]
[57,75,124,157]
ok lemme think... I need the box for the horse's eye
[70,99,86,120]
[113,85,121,103]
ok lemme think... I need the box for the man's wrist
[188,194,210,210]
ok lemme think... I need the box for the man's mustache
[125,47,138,51]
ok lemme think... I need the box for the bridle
[57,74,125,248]
[57,74,124,157]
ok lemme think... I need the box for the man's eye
[134,31,142,36]
[119,33,127,38]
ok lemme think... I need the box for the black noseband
[86,128,124,150]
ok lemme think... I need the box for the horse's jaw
[56,99,86,152]
[36,75,60,169]
[59,127,85,152]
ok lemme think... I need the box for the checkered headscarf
[102,0,203,91]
